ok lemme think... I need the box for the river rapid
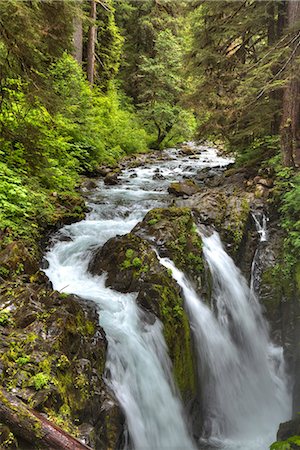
[44,144,291,450]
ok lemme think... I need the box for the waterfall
[159,231,291,449]
[44,144,227,450]
[45,223,195,450]
[44,143,290,450]
[250,211,268,294]
[251,211,268,243]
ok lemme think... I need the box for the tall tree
[280,0,300,167]
[72,5,83,64]
[186,0,295,159]
[87,0,97,85]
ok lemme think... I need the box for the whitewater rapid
[44,144,290,449]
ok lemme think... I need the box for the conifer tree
[280,0,300,167]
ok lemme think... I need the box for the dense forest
[0,0,298,263]
[0,1,299,449]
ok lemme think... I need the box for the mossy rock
[88,207,211,413]
[0,280,123,450]
[0,241,39,280]
[176,187,252,255]
[133,207,205,286]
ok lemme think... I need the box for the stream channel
[44,144,291,450]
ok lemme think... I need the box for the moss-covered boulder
[0,241,39,281]
[176,187,252,255]
[0,275,123,450]
[89,229,197,406]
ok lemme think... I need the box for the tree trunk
[270,1,287,135]
[87,0,97,85]
[0,388,92,450]
[73,14,83,64]
[267,2,275,46]
[277,1,287,39]
[280,0,300,167]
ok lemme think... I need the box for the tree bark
[73,14,83,64]
[87,0,97,85]
[0,388,93,450]
[280,0,300,167]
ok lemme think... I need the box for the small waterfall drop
[251,211,268,243]
[250,211,268,294]
[159,231,291,449]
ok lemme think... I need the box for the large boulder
[88,229,198,408]
[0,276,123,450]
[176,187,252,255]
[88,207,208,433]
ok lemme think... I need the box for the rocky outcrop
[0,273,123,450]
[176,186,252,256]
[277,416,300,441]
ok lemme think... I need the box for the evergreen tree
[186,0,299,166]
[280,0,300,167]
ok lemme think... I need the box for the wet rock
[81,179,98,191]
[0,241,39,278]
[254,184,271,199]
[0,281,123,450]
[176,187,252,255]
[277,416,300,441]
[153,173,165,180]
[168,180,200,197]
[206,173,226,188]
[180,145,196,156]
[254,176,274,188]
[104,172,120,185]
[89,211,200,412]
[97,166,114,177]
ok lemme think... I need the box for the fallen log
[0,388,93,450]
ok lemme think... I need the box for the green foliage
[138,29,196,148]
[116,0,195,149]
[0,53,149,242]
[270,435,300,449]
[125,249,134,259]
[0,0,77,83]
[95,0,123,90]
[236,135,280,167]
[267,157,300,281]
[30,372,51,391]
[0,309,11,326]
[132,257,142,269]
[16,356,30,367]
[280,173,300,250]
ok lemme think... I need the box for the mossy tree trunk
[0,388,92,450]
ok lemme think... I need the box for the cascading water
[252,211,268,243]
[159,231,291,449]
[45,144,231,449]
[251,211,268,294]
[44,143,290,450]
